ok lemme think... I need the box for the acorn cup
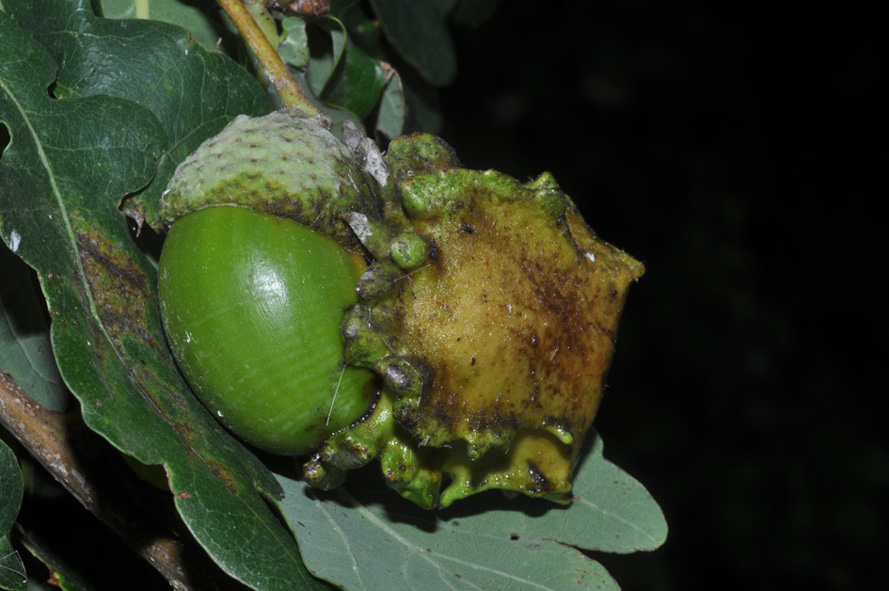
[156,109,644,508]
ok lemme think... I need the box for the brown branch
[0,371,249,591]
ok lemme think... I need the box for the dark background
[440,2,886,590]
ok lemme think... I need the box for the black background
[440,2,886,590]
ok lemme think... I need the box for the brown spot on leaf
[70,218,242,496]
[74,223,159,350]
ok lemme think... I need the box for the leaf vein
[339,489,562,591]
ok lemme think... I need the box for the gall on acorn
[155,110,643,508]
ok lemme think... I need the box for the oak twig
[217,0,325,121]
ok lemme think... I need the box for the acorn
[157,111,381,455]
[156,110,644,508]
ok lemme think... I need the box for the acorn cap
[159,110,383,249]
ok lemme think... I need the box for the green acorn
[157,112,381,455]
[156,110,643,508]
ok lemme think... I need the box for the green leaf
[0,440,26,591]
[560,434,668,553]
[3,0,270,226]
[0,242,67,412]
[375,68,406,140]
[279,17,311,69]
[305,17,348,98]
[323,40,388,119]
[285,16,388,123]
[96,0,237,53]
[277,479,618,591]
[275,434,664,591]
[323,2,440,131]
[328,0,362,19]
[445,433,666,555]
[369,0,458,86]
[0,7,325,590]
[345,14,383,51]
[0,538,25,591]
